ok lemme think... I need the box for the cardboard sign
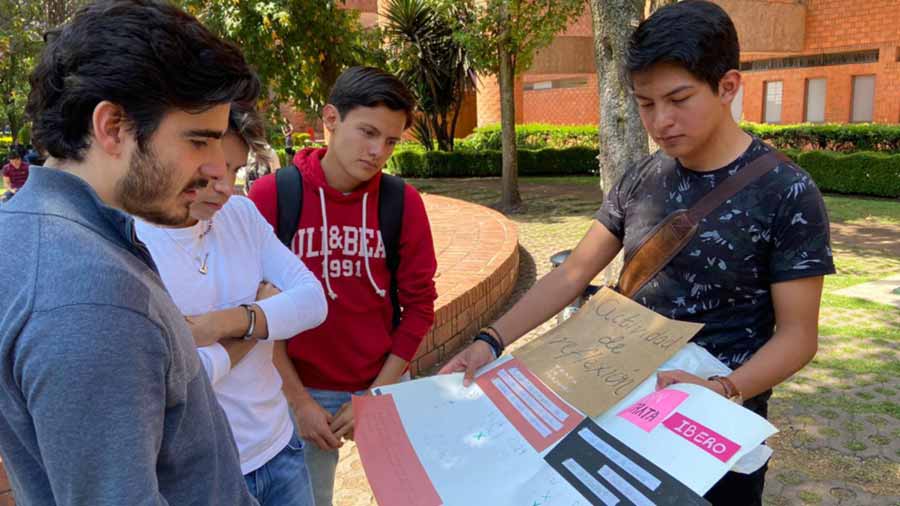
[515,288,703,417]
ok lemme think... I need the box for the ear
[322,104,341,132]
[718,70,743,106]
[91,101,132,158]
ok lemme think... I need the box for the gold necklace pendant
[164,222,212,275]
[198,253,210,275]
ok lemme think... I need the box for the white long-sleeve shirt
[136,196,327,474]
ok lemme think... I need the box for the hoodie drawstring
[317,189,387,300]
[361,192,387,298]
[318,188,338,300]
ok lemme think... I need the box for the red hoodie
[248,148,438,392]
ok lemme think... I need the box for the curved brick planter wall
[409,195,520,376]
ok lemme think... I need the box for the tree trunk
[590,0,648,283]
[45,0,68,27]
[8,113,21,148]
[498,45,521,211]
[648,0,679,16]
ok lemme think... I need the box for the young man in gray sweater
[0,1,261,504]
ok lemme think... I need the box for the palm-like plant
[384,0,476,151]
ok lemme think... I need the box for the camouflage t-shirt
[595,138,835,369]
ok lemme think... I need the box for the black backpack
[275,164,406,329]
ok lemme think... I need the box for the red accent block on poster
[353,394,443,506]
[476,358,584,452]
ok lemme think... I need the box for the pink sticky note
[353,394,443,506]
[663,412,742,463]
[617,388,689,432]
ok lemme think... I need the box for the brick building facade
[515,0,900,127]
[324,0,899,137]
[736,0,900,124]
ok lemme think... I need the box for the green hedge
[387,147,598,178]
[460,124,598,150]
[743,122,900,153]
[786,150,900,198]
[460,122,900,153]
[272,145,323,168]
[388,145,899,198]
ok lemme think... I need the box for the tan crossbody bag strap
[617,151,790,299]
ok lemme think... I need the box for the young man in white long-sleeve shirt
[137,103,328,506]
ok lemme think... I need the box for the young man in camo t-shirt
[442,2,834,504]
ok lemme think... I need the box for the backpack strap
[275,163,303,248]
[617,150,788,299]
[378,174,406,330]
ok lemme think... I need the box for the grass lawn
[823,194,900,227]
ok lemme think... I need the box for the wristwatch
[708,375,743,404]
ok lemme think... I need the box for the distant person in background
[2,150,29,201]
[243,146,278,194]
[283,119,294,157]
[23,144,45,166]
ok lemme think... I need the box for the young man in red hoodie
[248,66,437,506]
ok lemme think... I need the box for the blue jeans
[303,376,410,506]
[301,388,358,506]
[244,432,315,506]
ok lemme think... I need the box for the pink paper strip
[353,394,443,506]
[662,412,741,463]
[617,389,689,432]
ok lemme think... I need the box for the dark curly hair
[627,0,740,93]
[26,0,260,162]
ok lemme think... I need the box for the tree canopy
[177,0,385,119]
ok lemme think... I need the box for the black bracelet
[485,325,507,347]
[473,331,503,358]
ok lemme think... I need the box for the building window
[763,81,783,124]
[741,49,879,72]
[804,78,827,123]
[731,84,744,122]
[851,75,875,123]
[523,77,588,91]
